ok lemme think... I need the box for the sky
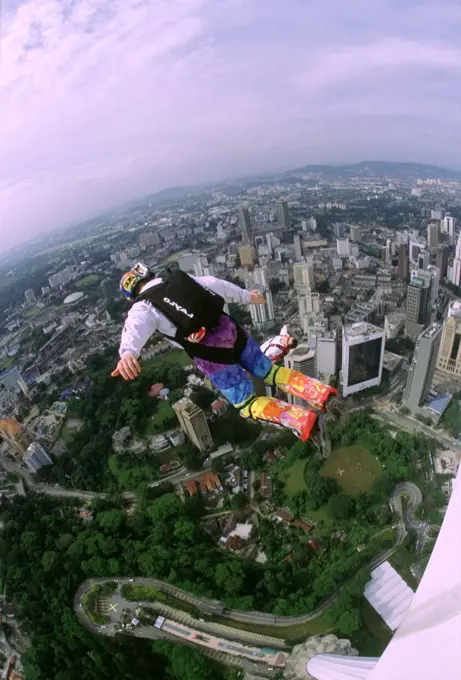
[1,0,461,248]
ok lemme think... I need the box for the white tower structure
[451,233,461,287]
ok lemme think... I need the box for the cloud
[1,0,461,248]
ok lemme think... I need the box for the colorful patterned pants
[194,315,271,406]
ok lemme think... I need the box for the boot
[239,396,318,442]
[264,365,337,411]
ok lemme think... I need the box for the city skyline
[1,0,461,249]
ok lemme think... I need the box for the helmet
[120,263,154,301]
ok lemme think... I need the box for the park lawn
[76,274,102,288]
[352,598,392,656]
[213,611,334,643]
[145,401,176,434]
[143,349,193,370]
[0,357,15,372]
[24,307,40,317]
[320,444,382,495]
[282,458,308,497]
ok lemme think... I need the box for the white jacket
[119,275,252,359]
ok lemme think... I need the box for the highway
[374,409,459,452]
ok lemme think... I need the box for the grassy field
[282,458,308,497]
[24,306,40,317]
[146,401,176,434]
[0,357,15,372]
[213,611,334,643]
[321,445,382,495]
[143,348,194,369]
[76,274,102,288]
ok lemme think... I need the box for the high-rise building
[405,272,434,339]
[284,345,316,404]
[436,302,461,377]
[302,217,317,232]
[334,223,346,238]
[293,262,314,293]
[397,244,409,281]
[316,331,337,378]
[238,245,255,267]
[418,250,430,269]
[100,277,116,301]
[139,231,160,249]
[0,419,34,460]
[341,322,385,397]
[451,233,461,287]
[173,398,214,452]
[441,215,455,245]
[276,200,291,230]
[427,222,440,249]
[294,234,303,261]
[250,289,274,328]
[403,323,442,413]
[193,256,215,278]
[23,442,53,473]
[350,225,361,243]
[298,292,320,318]
[24,289,36,304]
[436,245,449,280]
[409,239,423,264]
[336,238,350,258]
[238,207,253,244]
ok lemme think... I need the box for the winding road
[73,480,419,632]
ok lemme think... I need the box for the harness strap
[180,324,247,365]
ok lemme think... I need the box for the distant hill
[287,160,461,180]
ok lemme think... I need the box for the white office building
[441,214,455,245]
[342,322,385,397]
[315,331,337,378]
[23,442,53,473]
[451,233,461,287]
[293,262,314,293]
[336,238,350,258]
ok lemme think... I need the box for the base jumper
[112,264,343,443]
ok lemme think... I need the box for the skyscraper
[350,225,361,242]
[238,207,253,244]
[293,262,314,293]
[249,289,274,328]
[341,322,385,397]
[334,223,347,238]
[441,215,455,245]
[315,331,338,378]
[397,244,409,281]
[405,272,433,339]
[403,322,442,413]
[23,442,53,473]
[173,398,214,452]
[238,244,255,267]
[24,289,36,304]
[427,221,440,249]
[336,238,350,258]
[451,233,461,287]
[276,200,291,230]
[436,302,461,377]
[294,234,303,261]
[436,245,449,280]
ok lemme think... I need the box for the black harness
[136,270,247,364]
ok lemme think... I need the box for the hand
[111,353,141,380]
[250,290,267,305]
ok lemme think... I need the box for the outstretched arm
[192,275,265,305]
[112,301,158,380]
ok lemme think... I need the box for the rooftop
[63,291,85,305]
[343,321,384,340]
